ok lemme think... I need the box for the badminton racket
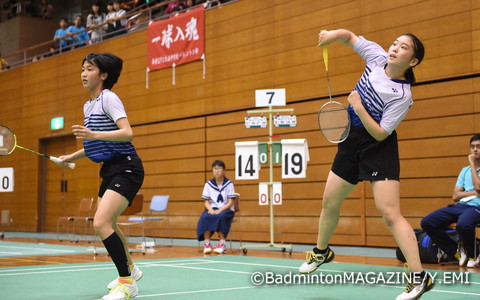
[317,33,350,143]
[0,124,75,169]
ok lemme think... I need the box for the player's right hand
[57,155,74,168]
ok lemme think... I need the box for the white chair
[57,197,94,242]
[129,195,173,247]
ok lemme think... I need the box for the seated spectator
[0,52,10,71]
[421,134,480,268]
[87,1,105,44]
[53,17,70,53]
[44,46,56,58]
[38,0,53,19]
[105,0,127,38]
[197,160,236,255]
[66,15,90,48]
[104,1,115,38]
[32,55,43,63]
[166,1,187,14]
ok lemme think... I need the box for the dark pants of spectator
[421,203,480,258]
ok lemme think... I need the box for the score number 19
[283,152,303,177]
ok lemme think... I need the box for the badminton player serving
[58,53,144,300]
[298,29,432,300]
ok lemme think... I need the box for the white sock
[205,239,210,245]
[220,239,226,245]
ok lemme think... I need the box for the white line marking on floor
[149,263,252,274]
[135,285,269,298]
[0,245,76,253]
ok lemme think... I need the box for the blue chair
[129,195,173,247]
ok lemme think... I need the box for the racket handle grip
[50,156,76,169]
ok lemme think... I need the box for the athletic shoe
[203,243,212,254]
[102,281,138,300]
[298,248,335,274]
[213,242,226,254]
[396,272,434,300]
[466,258,476,268]
[107,265,143,290]
[457,243,468,267]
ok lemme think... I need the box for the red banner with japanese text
[147,6,204,71]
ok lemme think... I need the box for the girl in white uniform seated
[197,160,236,254]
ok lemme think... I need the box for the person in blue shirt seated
[421,134,480,268]
[53,17,70,53]
[66,15,91,48]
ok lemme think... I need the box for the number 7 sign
[255,89,286,107]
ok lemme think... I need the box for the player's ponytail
[402,33,424,84]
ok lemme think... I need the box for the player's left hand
[347,90,362,109]
[72,125,96,140]
[318,30,335,47]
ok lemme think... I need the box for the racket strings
[319,104,350,143]
[0,126,15,155]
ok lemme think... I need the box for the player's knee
[93,218,112,235]
[321,196,341,214]
[381,210,399,227]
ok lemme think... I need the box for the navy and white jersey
[83,89,136,163]
[350,36,413,135]
[201,177,236,211]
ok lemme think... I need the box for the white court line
[0,266,118,277]
[135,285,268,298]
[0,263,114,273]
[146,263,252,274]
[92,286,269,299]
[0,259,205,275]
[198,259,300,269]
[0,244,76,253]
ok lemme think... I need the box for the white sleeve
[103,92,127,122]
[201,183,211,200]
[353,36,388,67]
[379,88,413,134]
[118,10,127,27]
[226,182,236,199]
[86,14,93,27]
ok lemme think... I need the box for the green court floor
[1,255,478,299]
